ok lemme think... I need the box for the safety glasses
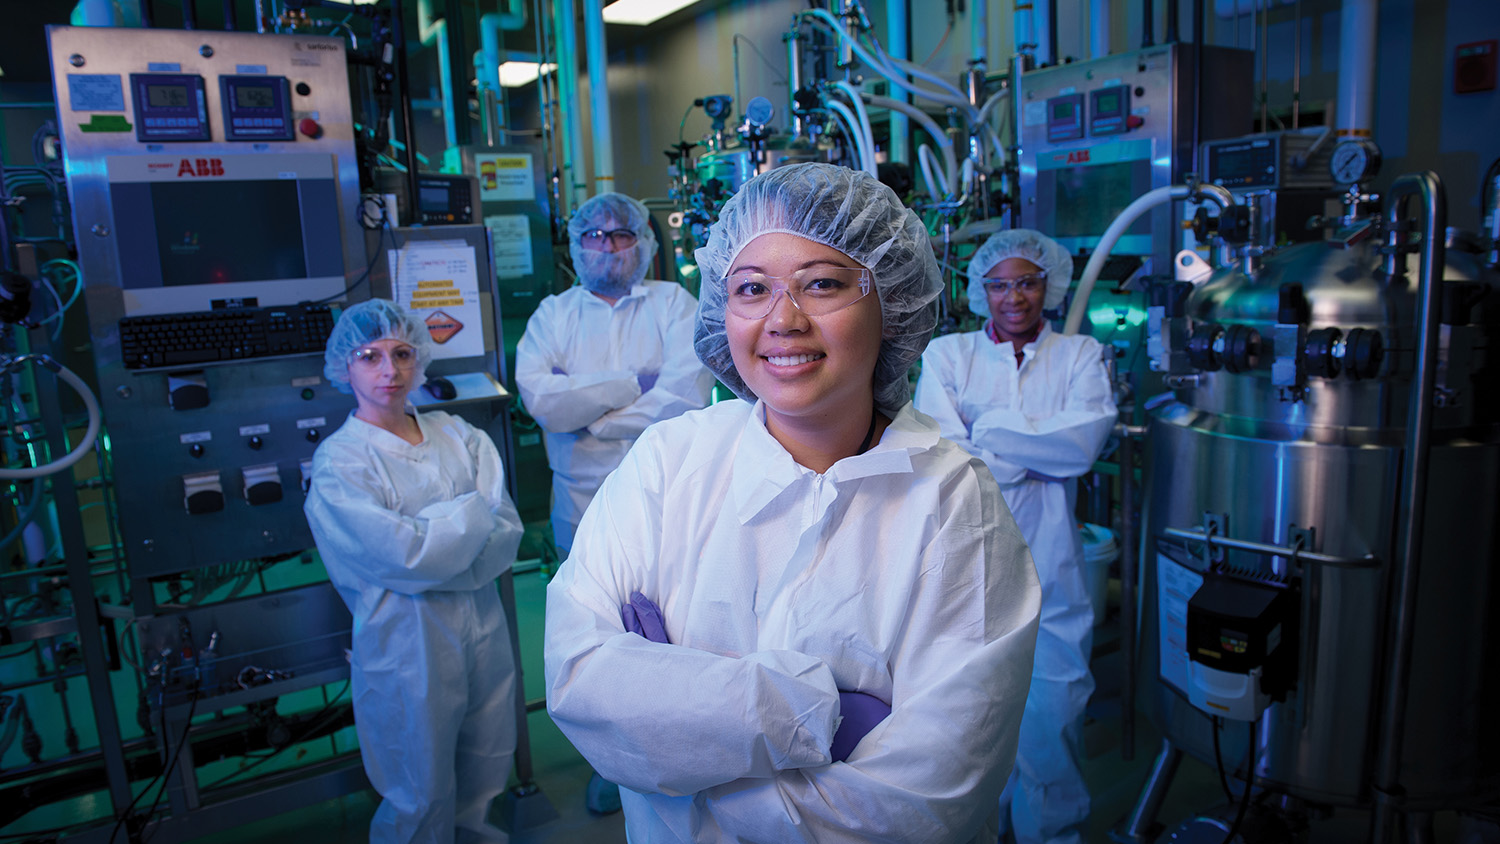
[983,272,1047,297]
[725,266,873,320]
[580,228,639,250]
[351,345,418,371]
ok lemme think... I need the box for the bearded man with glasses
[516,192,713,558]
[914,228,1118,844]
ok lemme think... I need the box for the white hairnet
[966,228,1075,314]
[693,162,941,412]
[323,298,433,394]
[568,193,659,298]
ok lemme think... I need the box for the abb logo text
[178,158,225,177]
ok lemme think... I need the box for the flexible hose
[832,81,878,175]
[918,144,951,198]
[0,360,104,479]
[864,94,957,190]
[797,9,976,115]
[1062,185,1190,335]
[0,481,43,553]
[827,100,877,176]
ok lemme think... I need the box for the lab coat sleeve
[914,347,1029,486]
[305,445,499,595]
[544,437,841,797]
[462,422,526,585]
[586,288,714,440]
[969,339,1117,479]
[515,299,641,434]
[692,462,1043,842]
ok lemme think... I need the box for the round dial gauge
[1330,139,1382,184]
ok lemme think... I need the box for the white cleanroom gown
[305,410,524,844]
[515,281,714,553]
[914,322,1117,844]
[544,399,1042,843]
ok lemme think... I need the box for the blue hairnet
[967,228,1075,314]
[323,299,434,394]
[693,162,941,413]
[568,193,660,298]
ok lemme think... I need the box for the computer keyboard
[120,304,337,370]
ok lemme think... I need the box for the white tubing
[865,94,956,186]
[976,88,1010,126]
[918,143,952,198]
[1,362,104,480]
[833,81,879,173]
[828,100,876,175]
[799,9,975,114]
[1062,185,1189,335]
[916,143,944,198]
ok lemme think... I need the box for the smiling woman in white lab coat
[915,229,1118,844]
[544,163,1042,843]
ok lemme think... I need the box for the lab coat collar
[729,401,941,524]
[982,319,1054,359]
[340,409,433,456]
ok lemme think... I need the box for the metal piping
[786,24,805,138]
[477,3,530,146]
[554,0,586,208]
[886,0,910,165]
[1119,426,1137,760]
[1370,171,1447,844]
[1165,0,1178,43]
[1141,0,1153,47]
[970,0,988,66]
[222,0,236,30]
[1089,0,1110,59]
[391,0,422,218]
[582,0,614,193]
[1336,0,1378,137]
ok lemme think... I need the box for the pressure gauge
[1329,139,1382,185]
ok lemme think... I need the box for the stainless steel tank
[695,136,828,195]
[1139,224,1500,810]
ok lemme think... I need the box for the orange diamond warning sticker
[425,310,463,344]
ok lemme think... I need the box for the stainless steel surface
[1119,739,1184,842]
[1140,209,1500,809]
[1372,171,1447,844]
[1161,526,1378,568]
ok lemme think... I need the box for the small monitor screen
[236,86,276,109]
[1053,102,1074,119]
[1097,92,1119,113]
[148,84,190,108]
[1050,162,1146,238]
[419,185,450,210]
[148,180,307,286]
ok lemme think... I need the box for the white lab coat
[544,399,1042,843]
[304,410,524,844]
[914,322,1116,844]
[515,281,714,552]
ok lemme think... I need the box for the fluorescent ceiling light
[601,0,701,26]
[499,62,557,88]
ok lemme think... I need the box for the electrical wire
[199,680,352,790]
[1219,719,1258,844]
[303,217,390,306]
[921,20,953,66]
[109,690,199,844]
[732,33,787,83]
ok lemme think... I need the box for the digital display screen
[148,180,307,286]
[235,86,276,109]
[147,84,190,108]
[1053,102,1074,119]
[1097,93,1119,113]
[1049,162,1149,239]
[419,186,450,210]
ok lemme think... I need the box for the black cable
[304,218,391,306]
[109,688,198,844]
[138,690,203,843]
[1219,718,1257,844]
[199,681,352,790]
[1210,715,1235,802]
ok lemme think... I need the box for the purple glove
[830,691,890,762]
[552,366,567,375]
[621,591,669,644]
[637,372,658,392]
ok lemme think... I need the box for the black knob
[306,428,320,443]
[248,435,264,450]
[190,443,205,458]
[295,82,311,96]
[1223,324,1262,374]
[1305,328,1343,379]
[1343,328,1384,380]
[1186,324,1223,371]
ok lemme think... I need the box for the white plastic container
[1079,522,1119,626]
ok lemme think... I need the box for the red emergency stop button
[299,118,323,139]
[1127,115,1145,130]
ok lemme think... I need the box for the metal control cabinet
[48,26,366,583]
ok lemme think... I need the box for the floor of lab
[172,564,1474,844]
[4,545,1479,844]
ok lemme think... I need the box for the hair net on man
[966,228,1075,316]
[693,162,942,412]
[322,298,434,393]
[568,192,660,299]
